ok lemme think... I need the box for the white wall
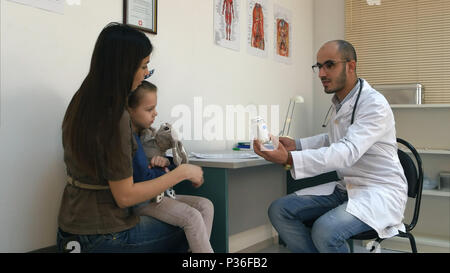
[0,0,314,252]
[152,0,314,150]
[312,0,345,135]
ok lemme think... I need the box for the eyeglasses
[312,60,348,73]
[144,68,155,79]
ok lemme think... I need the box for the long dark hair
[62,22,153,178]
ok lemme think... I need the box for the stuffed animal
[140,123,189,203]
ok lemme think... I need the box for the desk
[173,153,275,253]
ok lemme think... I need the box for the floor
[239,239,404,253]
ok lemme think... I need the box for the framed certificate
[123,0,157,34]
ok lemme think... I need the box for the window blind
[345,0,450,103]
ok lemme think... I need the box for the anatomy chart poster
[214,0,240,51]
[274,4,292,64]
[247,0,269,58]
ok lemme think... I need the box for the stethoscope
[322,78,363,128]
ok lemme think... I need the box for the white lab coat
[290,79,407,238]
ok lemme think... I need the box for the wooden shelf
[391,104,450,109]
[422,189,450,197]
[400,148,450,155]
[417,149,450,155]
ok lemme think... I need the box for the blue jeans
[268,186,372,253]
[57,216,189,253]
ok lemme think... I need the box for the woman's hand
[149,156,170,168]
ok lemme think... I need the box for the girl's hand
[149,156,170,168]
[180,164,204,188]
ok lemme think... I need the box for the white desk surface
[187,151,273,169]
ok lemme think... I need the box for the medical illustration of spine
[276,19,289,57]
[251,3,265,50]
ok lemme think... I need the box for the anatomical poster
[274,4,292,64]
[247,0,268,58]
[214,0,240,51]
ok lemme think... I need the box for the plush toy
[140,123,189,203]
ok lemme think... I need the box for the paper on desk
[190,152,260,159]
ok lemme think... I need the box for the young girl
[127,81,214,253]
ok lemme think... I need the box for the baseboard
[29,245,58,253]
[229,224,278,253]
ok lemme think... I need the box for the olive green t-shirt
[58,111,139,235]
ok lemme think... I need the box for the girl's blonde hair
[128,81,157,109]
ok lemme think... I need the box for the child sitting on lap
[127,81,214,253]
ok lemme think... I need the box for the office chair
[349,138,424,253]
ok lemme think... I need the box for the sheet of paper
[191,152,260,159]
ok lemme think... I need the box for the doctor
[253,40,408,253]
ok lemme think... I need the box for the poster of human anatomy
[274,4,292,64]
[247,0,268,58]
[214,0,240,51]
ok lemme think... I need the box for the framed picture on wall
[123,0,157,34]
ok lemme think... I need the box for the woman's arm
[109,164,203,208]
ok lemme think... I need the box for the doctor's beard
[322,65,347,94]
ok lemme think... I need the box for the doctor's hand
[253,139,290,165]
[279,136,296,151]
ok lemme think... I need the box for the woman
[57,22,204,253]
